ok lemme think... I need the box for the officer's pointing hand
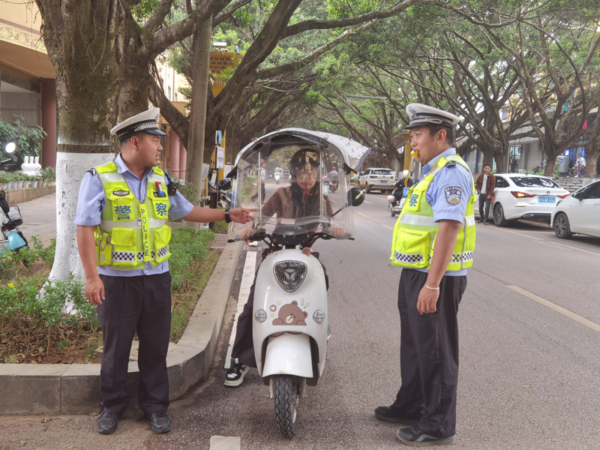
[230,207,256,224]
[417,285,439,315]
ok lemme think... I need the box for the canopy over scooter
[228,129,370,241]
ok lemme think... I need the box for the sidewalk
[14,192,57,247]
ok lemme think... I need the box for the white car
[491,174,570,226]
[358,168,395,193]
[551,180,600,239]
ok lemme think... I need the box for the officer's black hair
[425,124,454,145]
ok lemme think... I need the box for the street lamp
[4,142,16,154]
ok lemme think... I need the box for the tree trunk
[585,149,599,179]
[544,156,557,177]
[186,17,212,205]
[36,0,120,281]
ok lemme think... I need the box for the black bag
[0,191,9,215]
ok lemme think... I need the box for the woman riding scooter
[225,148,343,386]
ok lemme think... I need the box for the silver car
[359,168,395,193]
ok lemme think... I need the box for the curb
[0,241,243,415]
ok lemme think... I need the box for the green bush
[169,227,215,291]
[0,118,46,171]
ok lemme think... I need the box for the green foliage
[169,227,215,291]
[40,166,56,181]
[131,0,162,22]
[0,119,46,171]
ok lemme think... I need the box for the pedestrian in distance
[379,103,476,447]
[577,154,586,177]
[475,164,495,224]
[250,162,267,202]
[75,108,255,436]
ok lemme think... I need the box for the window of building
[175,93,178,102]
[168,86,171,100]
[500,109,508,120]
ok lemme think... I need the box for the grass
[170,250,220,342]
[1,228,218,364]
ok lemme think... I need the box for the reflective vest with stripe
[390,155,476,271]
[93,161,172,270]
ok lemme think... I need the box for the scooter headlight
[313,309,326,324]
[273,261,307,293]
[255,309,267,323]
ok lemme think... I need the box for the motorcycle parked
[228,128,369,439]
[0,190,28,256]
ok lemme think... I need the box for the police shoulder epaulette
[445,161,457,168]
[87,168,97,175]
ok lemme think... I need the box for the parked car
[491,174,570,227]
[358,168,395,193]
[551,180,600,239]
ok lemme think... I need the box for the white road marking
[508,285,600,332]
[209,436,241,450]
[490,226,600,257]
[224,250,257,369]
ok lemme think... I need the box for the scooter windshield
[229,141,355,240]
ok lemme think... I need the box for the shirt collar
[422,148,457,176]
[115,153,154,179]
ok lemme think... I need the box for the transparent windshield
[229,141,355,240]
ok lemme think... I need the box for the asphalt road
[142,189,600,450]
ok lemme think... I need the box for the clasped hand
[416,285,439,315]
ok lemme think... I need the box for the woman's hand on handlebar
[240,226,254,241]
[332,228,346,238]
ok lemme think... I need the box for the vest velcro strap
[101,218,166,230]
[400,214,439,227]
[393,252,425,264]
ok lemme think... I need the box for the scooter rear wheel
[274,375,299,439]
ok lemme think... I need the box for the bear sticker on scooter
[272,301,308,326]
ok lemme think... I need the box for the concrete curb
[4,186,56,205]
[0,241,243,415]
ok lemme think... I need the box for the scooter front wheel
[274,375,299,439]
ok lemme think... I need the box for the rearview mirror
[349,187,365,207]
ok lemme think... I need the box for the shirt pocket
[149,193,170,220]
[111,228,137,267]
[106,190,135,222]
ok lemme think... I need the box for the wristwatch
[224,208,232,224]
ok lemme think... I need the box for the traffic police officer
[75,108,254,435]
[375,104,476,446]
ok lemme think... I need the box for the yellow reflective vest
[93,161,172,270]
[391,155,476,271]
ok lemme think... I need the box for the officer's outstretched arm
[183,206,256,224]
[77,225,105,306]
[417,220,462,315]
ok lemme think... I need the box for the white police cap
[110,108,167,142]
[404,104,460,130]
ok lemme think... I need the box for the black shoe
[374,406,420,425]
[97,412,119,435]
[224,358,249,387]
[148,410,172,434]
[397,425,455,447]
[483,221,489,225]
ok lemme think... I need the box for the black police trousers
[390,269,467,438]
[97,272,172,416]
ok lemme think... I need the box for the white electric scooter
[229,128,369,439]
